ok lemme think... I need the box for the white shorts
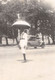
[20,39,27,54]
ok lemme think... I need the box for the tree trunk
[51,29,55,44]
[16,37,18,44]
[42,34,44,42]
[5,37,8,45]
[51,26,55,44]
[0,37,2,44]
[48,36,50,44]
[52,35,55,44]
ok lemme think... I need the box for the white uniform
[20,32,28,53]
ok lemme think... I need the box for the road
[0,45,55,80]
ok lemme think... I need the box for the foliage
[0,0,55,43]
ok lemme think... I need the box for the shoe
[22,60,27,63]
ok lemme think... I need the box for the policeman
[19,29,28,62]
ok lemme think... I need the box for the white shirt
[20,32,28,48]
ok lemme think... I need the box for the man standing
[19,29,28,62]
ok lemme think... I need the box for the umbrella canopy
[12,20,31,29]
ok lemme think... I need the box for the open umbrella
[12,20,31,29]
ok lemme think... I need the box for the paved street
[0,45,55,80]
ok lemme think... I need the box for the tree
[0,0,22,45]
[0,0,55,44]
[0,2,4,44]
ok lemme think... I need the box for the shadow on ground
[0,44,17,47]
[17,59,33,63]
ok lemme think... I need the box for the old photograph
[0,0,55,80]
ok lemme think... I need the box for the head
[24,29,27,33]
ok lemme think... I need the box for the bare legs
[23,53,26,62]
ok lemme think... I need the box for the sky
[0,0,55,8]
[0,0,10,4]
[45,0,55,8]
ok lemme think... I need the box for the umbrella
[12,20,31,29]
